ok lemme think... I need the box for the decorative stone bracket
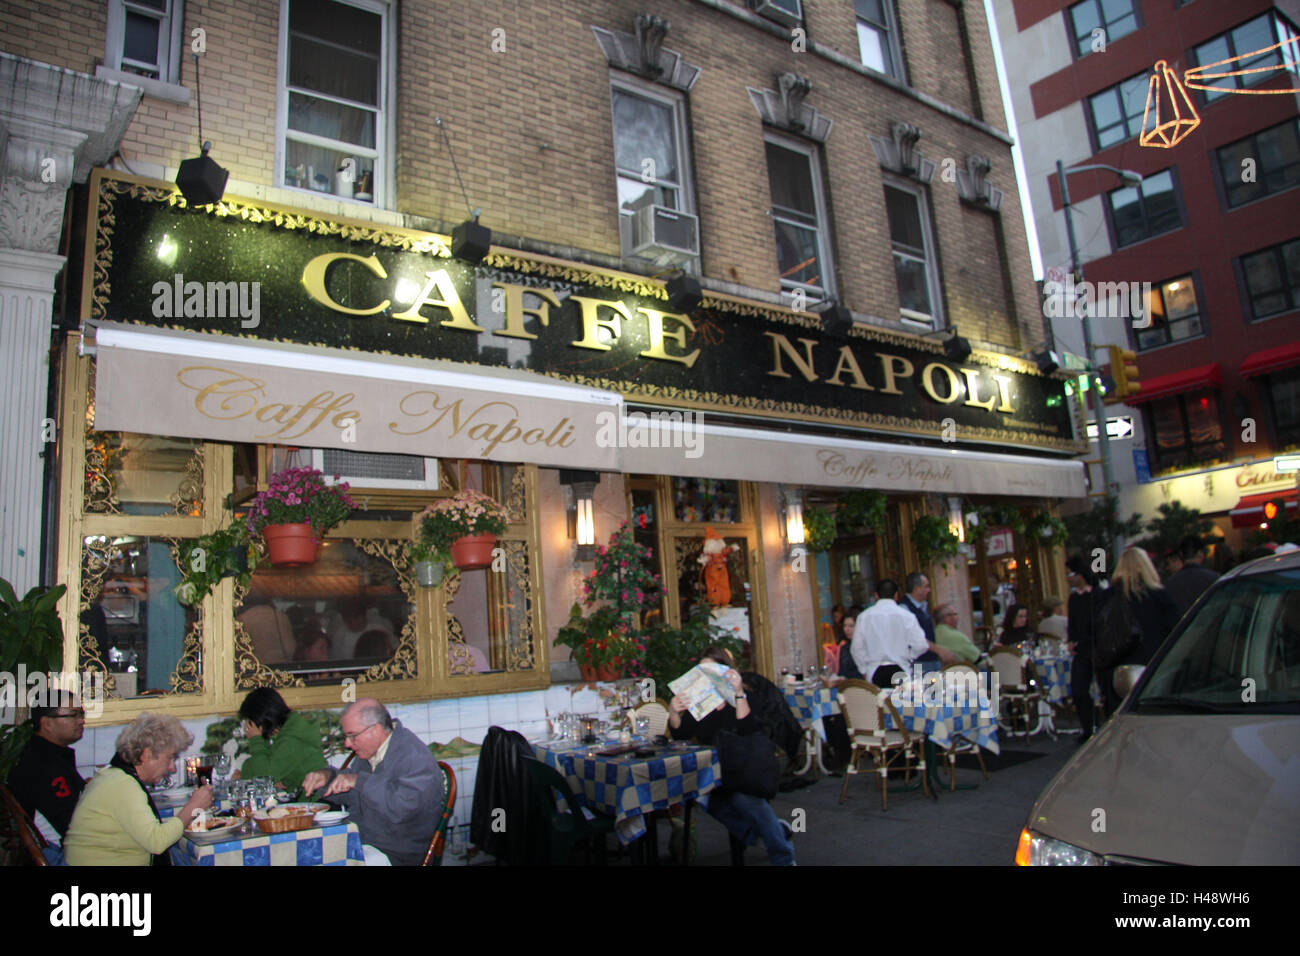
[591,15,702,91]
[956,154,1003,212]
[747,73,833,142]
[868,121,936,184]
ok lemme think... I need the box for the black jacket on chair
[470,726,547,865]
[739,672,803,765]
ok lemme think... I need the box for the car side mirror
[1113,664,1145,699]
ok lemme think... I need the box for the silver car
[1016,549,1300,865]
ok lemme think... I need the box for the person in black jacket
[1105,547,1182,715]
[669,646,795,866]
[1164,535,1220,617]
[8,702,87,841]
[1065,554,1100,741]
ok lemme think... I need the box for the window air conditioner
[752,0,803,29]
[309,448,440,491]
[629,204,700,266]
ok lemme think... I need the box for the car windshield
[1135,568,1300,714]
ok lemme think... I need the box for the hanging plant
[1028,512,1069,549]
[804,506,837,553]
[245,467,356,567]
[414,489,508,573]
[912,513,964,570]
[174,522,259,606]
[966,503,1027,544]
[835,490,887,533]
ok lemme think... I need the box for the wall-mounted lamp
[781,487,806,555]
[947,496,966,545]
[560,469,599,560]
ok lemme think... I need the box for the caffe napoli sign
[85,172,1079,453]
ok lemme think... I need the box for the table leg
[792,727,815,777]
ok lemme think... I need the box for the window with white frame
[765,135,834,305]
[279,0,387,204]
[611,79,696,260]
[855,0,904,81]
[884,182,942,327]
[106,0,185,83]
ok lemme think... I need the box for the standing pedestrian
[1065,554,1099,742]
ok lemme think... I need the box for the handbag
[1093,590,1142,670]
[713,730,781,799]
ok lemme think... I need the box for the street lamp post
[1056,159,1142,553]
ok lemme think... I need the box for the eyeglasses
[51,710,85,719]
[342,723,378,743]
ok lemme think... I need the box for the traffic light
[1107,346,1141,401]
[1263,498,1286,523]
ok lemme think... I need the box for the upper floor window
[1240,237,1300,320]
[106,0,184,83]
[884,182,942,328]
[1216,119,1300,208]
[765,134,834,305]
[1138,276,1202,350]
[279,0,387,205]
[1147,391,1225,471]
[855,0,903,81]
[1069,0,1138,58]
[1087,72,1148,150]
[1190,12,1300,102]
[1266,367,1300,449]
[1108,170,1181,247]
[611,79,698,267]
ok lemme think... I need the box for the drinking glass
[635,715,651,739]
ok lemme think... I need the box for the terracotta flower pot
[597,657,623,681]
[450,533,497,570]
[579,663,598,682]
[262,522,319,567]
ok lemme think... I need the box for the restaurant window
[1266,367,1300,449]
[1190,12,1300,102]
[855,0,904,81]
[1240,237,1300,320]
[765,133,835,306]
[1217,120,1300,208]
[1087,72,1148,150]
[610,78,697,268]
[1146,391,1226,471]
[278,0,388,205]
[884,181,942,328]
[105,0,185,83]
[1068,0,1138,58]
[672,478,742,524]
[1108,169,1182,247]
[1138,275,1202,350]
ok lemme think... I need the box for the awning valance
[1124,363,1221,406]
[1230,489,1298,528]
[1240,343,1300,379]
[89,323,625,471]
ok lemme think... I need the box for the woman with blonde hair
[1098,547,1182,713]
[65,713,212,866]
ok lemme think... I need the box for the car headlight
[1015,829,1102,866]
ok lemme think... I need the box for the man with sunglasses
[301,698,440,866]
[10,701,87,843]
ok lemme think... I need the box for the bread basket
[252,808,318,834]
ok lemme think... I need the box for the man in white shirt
[852,579,957,686]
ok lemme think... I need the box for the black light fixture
[943,331,972,362]
[819,301,853,336]
[1033,348,1061,375]
[451,216,492,264]
[665,273,703,313]
[175,54,228,206]
[559,469,600,561]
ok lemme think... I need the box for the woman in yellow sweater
[65,713,212,866]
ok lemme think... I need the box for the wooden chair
[633,699,671,738]
[836,679,927,810]
[931,664,989,789]
[0,783,50,866]
[522,756,615,865]
[990,649,1042,738]
[422,761,457,866]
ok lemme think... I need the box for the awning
[89,323,624,470]
[620,421,1087,498]
[1240,342,1300,378]
[1229,489,1298,528]
[1124,363,1221,406]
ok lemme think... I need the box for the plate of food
[314,809,349,826]
[184,815,247,844]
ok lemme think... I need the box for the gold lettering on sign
[176,366,360,440]
[921,362,961,404]
[570,296,632,351]
[878,353,913,396]
[992,375,1015,413]
[390,392,577,457]
[391,269,481,330]
[492,283,560,340]
[826,346,873,390]
[764,333,819,381]
[638,308,700,368]
[817,449,878,484]
[301,253,390,316]
[961,368,996,411]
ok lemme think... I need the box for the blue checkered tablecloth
[176,822,364,866]
[806,685,1000,755]
[533,742,720,845]
[784,685,838,726]
[1031,656,1072,704]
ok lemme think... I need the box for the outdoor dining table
[532,739,720,858]
[174,820,365,866]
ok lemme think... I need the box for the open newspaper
[668,660,736,721]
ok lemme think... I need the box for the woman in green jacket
[237,688,326,792]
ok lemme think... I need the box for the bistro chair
[522,756,615,865]
[633,699,671,738]
[422,761,457,866]
[931,664,989,789]
[836,679,927,810]
[990,649,1043,738]
[0,783,50,867]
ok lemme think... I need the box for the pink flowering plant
[245,467,356,539]
[413,489,508,563]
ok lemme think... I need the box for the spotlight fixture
[943,331,972,362]
[1033,348,1061,375]
[818,301,853,336]
[451,216,492,264]
[176,142,228,207]
[665,273,703,313]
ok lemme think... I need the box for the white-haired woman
[65,713,212,866]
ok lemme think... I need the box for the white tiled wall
[72,681,627,867]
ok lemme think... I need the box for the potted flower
[554,604,632,681]
[174,522,259,605]
[414,489,508,572]
[245,467,356,567]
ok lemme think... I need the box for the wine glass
[214,753,232,798]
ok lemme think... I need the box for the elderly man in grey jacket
[302,698,441,866]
